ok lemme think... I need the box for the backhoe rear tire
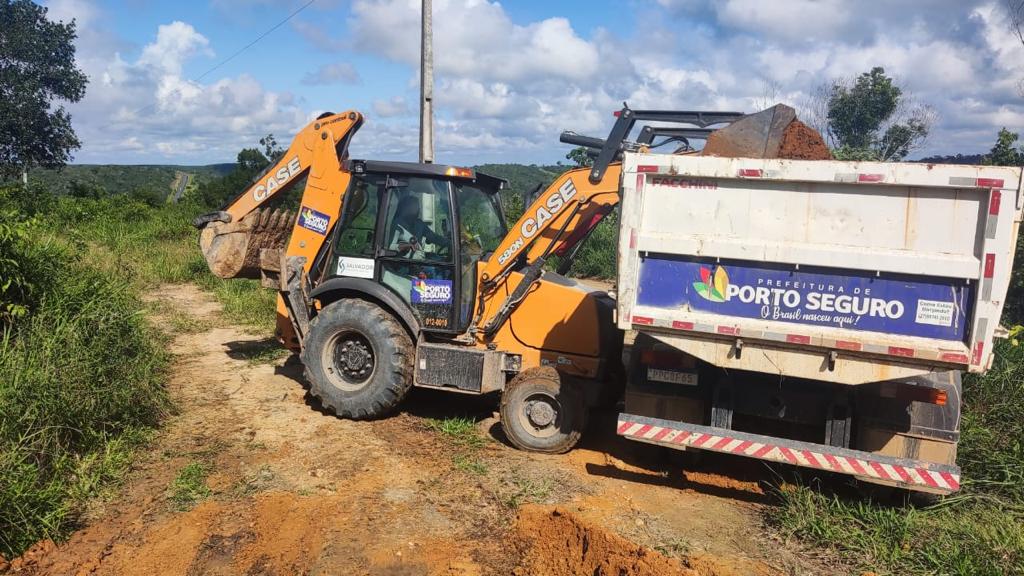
[301,299,413,420]
[500,367,586,454]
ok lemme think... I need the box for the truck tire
[500,367,586,454]
[301,299,413,420]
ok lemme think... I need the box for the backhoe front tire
[500,367,586,454]
[301,299,413,420]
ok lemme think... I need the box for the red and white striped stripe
[617,416,961,493]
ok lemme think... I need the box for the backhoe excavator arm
[195,110,363,352]
[475,164,622,336]
[196,110,363,279]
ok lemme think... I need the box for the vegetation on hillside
[14,164,232,200]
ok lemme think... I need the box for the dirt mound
[778,120,832,160]
[3,540,55,573]
[513,505,696,576]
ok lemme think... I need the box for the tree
[236,148,270,173]
[983,127,1024,325]
[805,67,935,161]
[983,128,1024,166]
[1009,0,1023,46]
[565,147,593,167]
[259,134,284,163]
[0,0,88,178]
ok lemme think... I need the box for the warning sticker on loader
[637,256,972,342]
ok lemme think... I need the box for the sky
[43,0,1024,166]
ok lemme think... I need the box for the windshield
[454,183,506,256]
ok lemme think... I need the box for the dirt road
[9,284,820,576]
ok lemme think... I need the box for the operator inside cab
[389,195,448,260]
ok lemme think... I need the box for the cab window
[335,175,381,258]
[379,177,457,332]
[455,182,506,257]
[382,177,453,263]
[455,182,507,329]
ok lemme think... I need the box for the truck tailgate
[616,155,1023,383]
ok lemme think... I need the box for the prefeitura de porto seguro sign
[637,256,973,342]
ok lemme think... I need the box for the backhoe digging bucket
[197,209,294,279]
[702,104,831,160]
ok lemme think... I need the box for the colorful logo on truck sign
[693,266,729,303]
[638,256,973,342]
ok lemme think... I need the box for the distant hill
[17,163,235,197]
[916,153,986,166]
[474,163,567,217]
[7,161,580,218]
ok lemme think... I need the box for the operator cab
[319,160,508,334]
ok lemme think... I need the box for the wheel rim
[516,392,563,439]
[323,331,375,391]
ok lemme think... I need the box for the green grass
[0,198,172,556]
[772,487,1023,575]
[426,416,492,478]
[499,477,554,509]
[168,462,211,511]
[452,454,489,476]
[426,416,486,449]
[0,170,279,556]
[195,276,277,332]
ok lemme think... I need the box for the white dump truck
[613,153,1023,494]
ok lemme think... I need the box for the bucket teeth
[200,208,295,279]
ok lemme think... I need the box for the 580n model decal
[497,178,578,265]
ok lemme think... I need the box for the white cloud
[138,22,213,76]
[372,96,411,118]
[716,0,851,42]
[60,5,308,163]
[349,0,600,83]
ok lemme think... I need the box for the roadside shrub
[0,225,170,556]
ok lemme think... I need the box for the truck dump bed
[616,154,1023,384]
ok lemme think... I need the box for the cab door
[376,176,459,333]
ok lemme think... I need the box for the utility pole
[419,0,434,164]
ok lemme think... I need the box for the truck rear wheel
[301,299,413,420]
[500,367,586,454]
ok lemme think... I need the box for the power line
[133,0,317,116]
[196,0,316,82]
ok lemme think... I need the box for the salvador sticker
[411,278,453,305]
[298,205,331,235]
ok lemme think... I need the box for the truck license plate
[647,368,698,386]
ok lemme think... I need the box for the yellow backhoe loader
[195,105,808,452]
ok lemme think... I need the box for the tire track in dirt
[8,284,817,576]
